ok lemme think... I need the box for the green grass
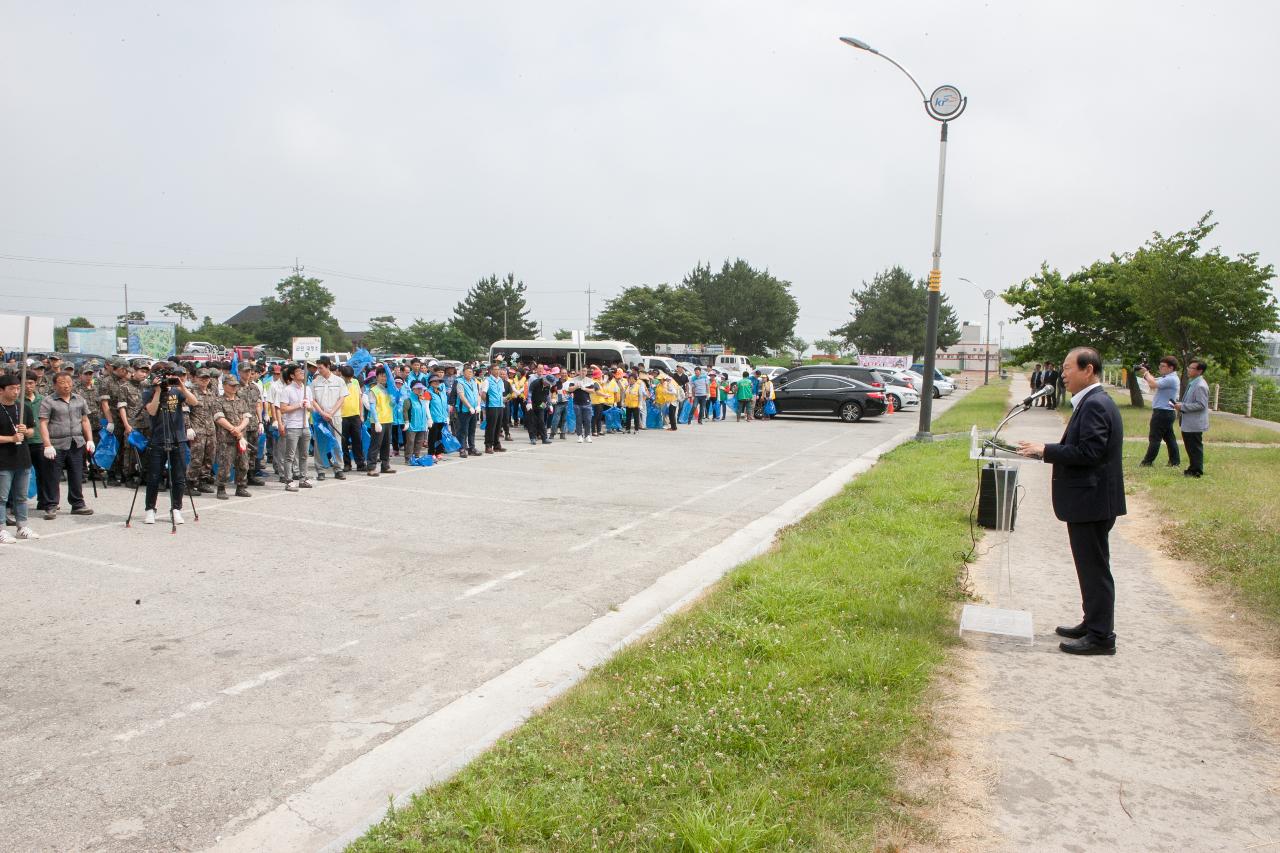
[929,379,1011,434]
[1124,442,1280,623]
[349,407,998,851]
[1102,388,1280,444]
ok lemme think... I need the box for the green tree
[830,266,960,360]
[68,316,92,328]
[594,284,709,352]
[1121,213,1277,376]
[161,301,197,329]
[1003,214,1277,406]
[365,315,413,353]
[452,273,536,346]
[404,319,482,361]
[255,273,349,352]
[814,338,844,356]
[683,259,799,354]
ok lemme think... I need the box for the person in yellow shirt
[510,372,527,428]
[623,374,642,434]
[589,366,612,436]
[339,365,368,472]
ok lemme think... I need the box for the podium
[959,426,1034,644]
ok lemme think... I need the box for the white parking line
[458,570,526,599]
[212,506,388,534]
[111,640,359,745]
[22,545,146,574]
[568,432,844,552]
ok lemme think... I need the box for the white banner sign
[858,354,910,369]
[291,336,322,361]
[0,314,56,351]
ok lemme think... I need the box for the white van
[320,352,351,365]
[713,353,753,377]
[642,355,678,375]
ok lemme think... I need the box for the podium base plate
[959,604,1034,645]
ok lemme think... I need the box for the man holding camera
[1138,356,1181,468]
[141,366,199,525]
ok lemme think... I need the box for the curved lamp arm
[839,36,927,103]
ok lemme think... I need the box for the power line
[0,253,289,271]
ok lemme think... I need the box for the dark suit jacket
[1041,384,1126,523]
[1042,369,1059,390]
[1031,370,1043,388]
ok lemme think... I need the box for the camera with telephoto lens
[1134,354,1149,374]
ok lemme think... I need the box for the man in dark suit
[1018,347,1125,655]
[1041,362,1060,409]
[1030,363,1043,405]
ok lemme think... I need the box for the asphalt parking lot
[0,400,960,850]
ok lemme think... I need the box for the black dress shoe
[1059,636,1116,655]
[1055,623,1088,639]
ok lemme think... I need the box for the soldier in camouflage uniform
[236,362,267,486]
[98,358,130,484]
[36,355,59,396]
[185,368,218,495]
[114,361,148,486]
[213,374,253,499]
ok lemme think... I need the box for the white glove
[186,428,195,441]
[237,438,247,453]
[86,441,95,454]
[43,446,56,460]
[374,422,383,433]
[105,422,114,434]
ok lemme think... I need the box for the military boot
[216,486,229,500]
[235,486,252,498]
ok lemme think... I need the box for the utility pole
[585,284,596,338]
[503,298,508,340]
[123,282,129,325]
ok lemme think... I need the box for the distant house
[344,329,369,348]
[224,305,266,328]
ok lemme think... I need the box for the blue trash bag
[763,400,777,416]
[646,402,663,429]
[257,429,267,460]
[94,429,120,469]
[725,396,737,412]
[126,430,149,452]
[408,453,434,467]
[28,466,38,499]
[361,421,373,456]
[310,413,340,469]
[603,406,623,431]
[438,426,462,454]
[678,400,693,424]
[564,404,576,433]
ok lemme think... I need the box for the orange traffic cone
[886,394,895,415]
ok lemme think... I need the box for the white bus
[488,339,643,370]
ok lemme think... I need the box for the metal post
[1212,382,1219,411]
[983,296,991,385]
[916,121,949,441]
[1246,384,1254,418]
[18,316,29,396]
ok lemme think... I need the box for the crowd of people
[0,352,785,533]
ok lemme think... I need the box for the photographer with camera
[1137,355,1181,468]
[141,364,199,525]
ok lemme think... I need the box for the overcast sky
[3,1,1278,351]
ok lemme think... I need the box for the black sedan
[767,372,887,422]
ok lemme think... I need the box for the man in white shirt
[276,363,314,491]
[309,357,349,481]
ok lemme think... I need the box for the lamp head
[839,36,876,53]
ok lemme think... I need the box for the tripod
[125,448,199,533]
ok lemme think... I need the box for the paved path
[0,400,954,851]
[939,376,1280,851]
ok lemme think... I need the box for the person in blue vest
[403,383,430,461]
[426,375,450,462]
[481,363,508,454]
[453,366,482,458]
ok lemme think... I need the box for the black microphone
[1021,385,1054,406]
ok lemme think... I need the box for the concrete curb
[210,410,948,853]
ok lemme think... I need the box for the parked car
[909,364,956,397]
[642,355,678,376]
[770,369,887,422]
[781,364,887,388]
[713,353,753,377]
[755,365,788,380]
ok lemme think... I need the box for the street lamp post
[959,277,996,385]
[839,36,966,440]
